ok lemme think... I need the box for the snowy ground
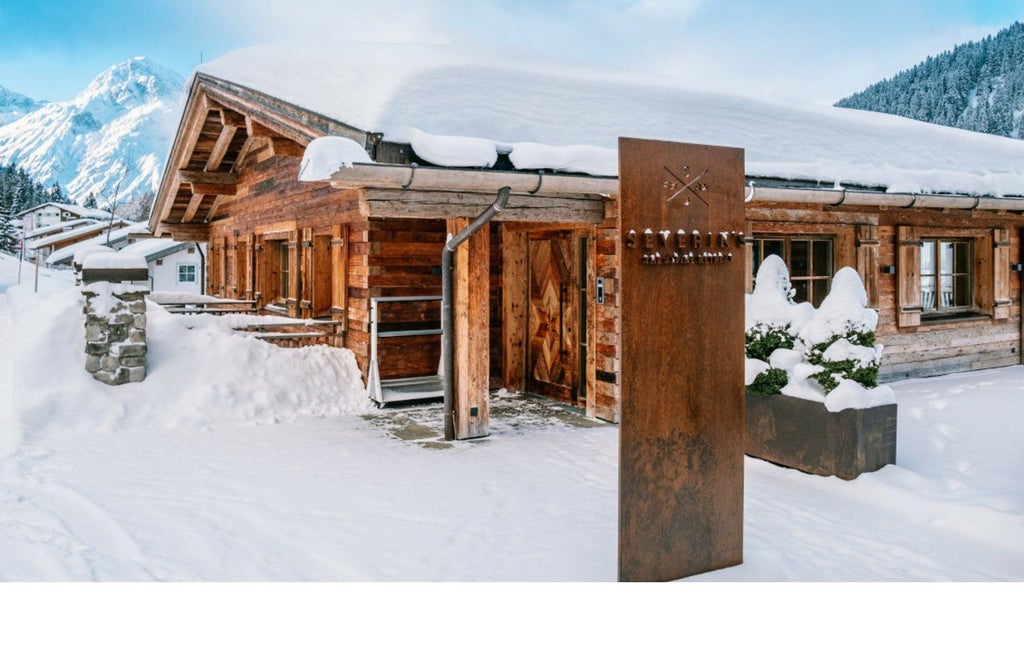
[1,250,1021,582]
[3,251,1020,667]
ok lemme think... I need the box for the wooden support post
[501,225,527,392]
[448,216,490,439]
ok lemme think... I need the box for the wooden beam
[190,182,236,196]
[205,124,239,172]
[746,206,878,226]
[183,191,204,223]
[219,108,245,128]
[158,222,211,242]
[178,170,237,186]
[176,94,213,171]
[361,189,606,224]
[205,195,226,222]
[178,170,237,196]
[269,137,306,158]
[157,174,183,228]
[246,117,277,138]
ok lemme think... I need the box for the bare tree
[102,155,133,244]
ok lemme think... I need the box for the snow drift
[4,283,369,440]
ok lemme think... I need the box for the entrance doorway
[527,231,587,405]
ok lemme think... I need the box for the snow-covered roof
[44,223,151,266]
[118,238,192,262]
[83,251,147,270]
[14,201,112,220]
[27,219,131,249]
[198,43,1024,197]
[23,219,93,241]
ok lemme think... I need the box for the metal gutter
[326,162,1024,211]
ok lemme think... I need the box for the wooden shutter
[992,228,1011,320]
[856,223,879,308]
[897,226,922,328]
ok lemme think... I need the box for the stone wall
[83,282,148,385]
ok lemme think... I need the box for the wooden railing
[233,321,344,348]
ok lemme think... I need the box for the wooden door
[527,231,579,404]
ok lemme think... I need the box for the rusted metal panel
[618,137,745,582]
[746,393,896,480]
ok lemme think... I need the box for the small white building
[25,218,134,261]
[118,238,205,294]
[45,223,152,266]
[14,202,112,237]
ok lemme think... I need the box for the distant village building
[15,202,113,237]
[25,218,133,262]
[148,45,1024,424]
[44,223,152,266]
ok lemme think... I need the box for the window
[752,236,834,307]
[178,263,197,284]
[921,239,972,312]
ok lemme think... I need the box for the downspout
[197,242,207,295]
[442,186,511,441]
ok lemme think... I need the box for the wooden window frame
[897,226,1010,328]
[752,234,835,307]
[177,263,197,284]
[920,238,973,316]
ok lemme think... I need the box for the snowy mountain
[836,21,1024,139]
[0,57,185,205]
[0,84,43,125]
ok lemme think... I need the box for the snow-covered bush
[797,268,882,394]
[744,261,891,410]
[744,255,812,395]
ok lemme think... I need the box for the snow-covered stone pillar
[81,253,150,385]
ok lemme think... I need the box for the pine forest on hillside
[836,21,1024,139]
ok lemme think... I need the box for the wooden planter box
[745,393,897,480]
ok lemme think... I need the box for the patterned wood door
[527,231,578,404]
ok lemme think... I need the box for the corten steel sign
[618,137,745,582]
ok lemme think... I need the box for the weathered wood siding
[202,145,1020,420]
[593,207,620,423]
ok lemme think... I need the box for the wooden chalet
[149,46,1024,437]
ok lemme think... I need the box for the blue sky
[1,0,1022,104]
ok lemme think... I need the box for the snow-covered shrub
[747,366,789,395]
[746,322,795,362]
[744,255,813,394]
[797,268,883,394]
[743,261,891,410]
